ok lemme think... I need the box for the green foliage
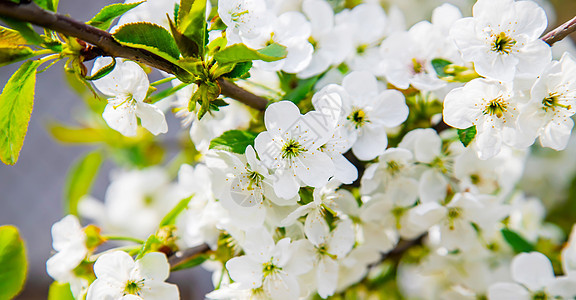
[84,57,116,81]
[431,58,452,77]
[209,130,258,154]
[222,61,252,79]
[48,282,75,300]
[0,18,44,45]
[457,125,477,147]
[0,26,36,67]
[214,43,287,64]
[177,0,208,58]
[501,228,535,253]
[193,81,221,119]
[279,72,320,104]
[0,59,41,165]
[87,1,145,30]
[171,252,209,271]
[49,125,108,144]
[33,0,59,12]
[136,235,162,260]
[113,22,181,62]
[64,151,103,216]
[0,225,27,300]
[160,195,193,227]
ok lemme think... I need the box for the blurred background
[0,0,574,299]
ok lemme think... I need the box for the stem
[150,76,177,87]
[542,15,576,46]
[103,235,145,244]
[0,0,269,110]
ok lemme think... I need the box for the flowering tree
[1,0,576,299]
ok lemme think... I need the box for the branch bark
[0,0,269,110]
[542,15,576,46]
[169,243,211,269]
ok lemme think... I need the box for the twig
[369,234,426,269]
[0,0,269,110]
[542,15,576,46]
[168,243,211,269]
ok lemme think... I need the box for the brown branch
[542,15,576,46]
[169,243,211,269]
[0,0,269,110]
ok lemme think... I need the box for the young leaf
[0,225,27,300]
[214,43,287,64]
[457,125,476,147]
[501,228,535,253]
[0,59,41,165]
[220,61,252,79]
[48,282,74,300]
[0,26,29,47]
[177,0,207,58]
[160,195,193,227]
[136,235,161,260]
[33,0,59,12]
[64,151,103,216]
[87,1,145,30]
[284,75,320,104]
[209,130,258,154]
[0,18,44,45]
[84,57,116,81]
[431,58,452,77]
[113,22,181,61]
[0,47,35,68]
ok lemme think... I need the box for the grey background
[0,1,211,299]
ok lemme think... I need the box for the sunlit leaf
[0,225,27,300]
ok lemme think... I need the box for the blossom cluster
[43,0,576,299]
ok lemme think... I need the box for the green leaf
[0,17,44,45]
[222,61,252,79]
[113,22,181,61]
[85,57,116,81]
[177,0,208,58]
[457,125,477,147]
[501,228,535,253]
[284,75,320,104]
[33,0,59,11]
[431,58,452,77]
[214,43,287,65]
[0,26,29,47]
[87,1,145,30]
[171,253,208,271]
[48,282,74,300]
[0,59,41,165]
[160,195,193,227]
[194,82,221,119]
[0,47,35,68]
[49,125,108,144]
[136,235,161,260]
[64,151,103,216]
[0,225,27,300]
[209,130,258,154]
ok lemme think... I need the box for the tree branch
[542,15,576,46]
[0,0,269,110]
[169,243,211,269]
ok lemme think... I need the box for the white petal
[328,219,355,258]
[352,126,388,161]
[139,281,180,300]
[103,100,138,137]
[273,170,301,200]
[305,209,330,246]
[316,257,339,298]
[294,151,334,187]
[511,252,555,291]
[93,251,134,284]
[419,170,447,204]
[86,279,124,300]
[226,256,263,289]
[135,103,168,135]
[487,282,530,300]
[134,252,170,282]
